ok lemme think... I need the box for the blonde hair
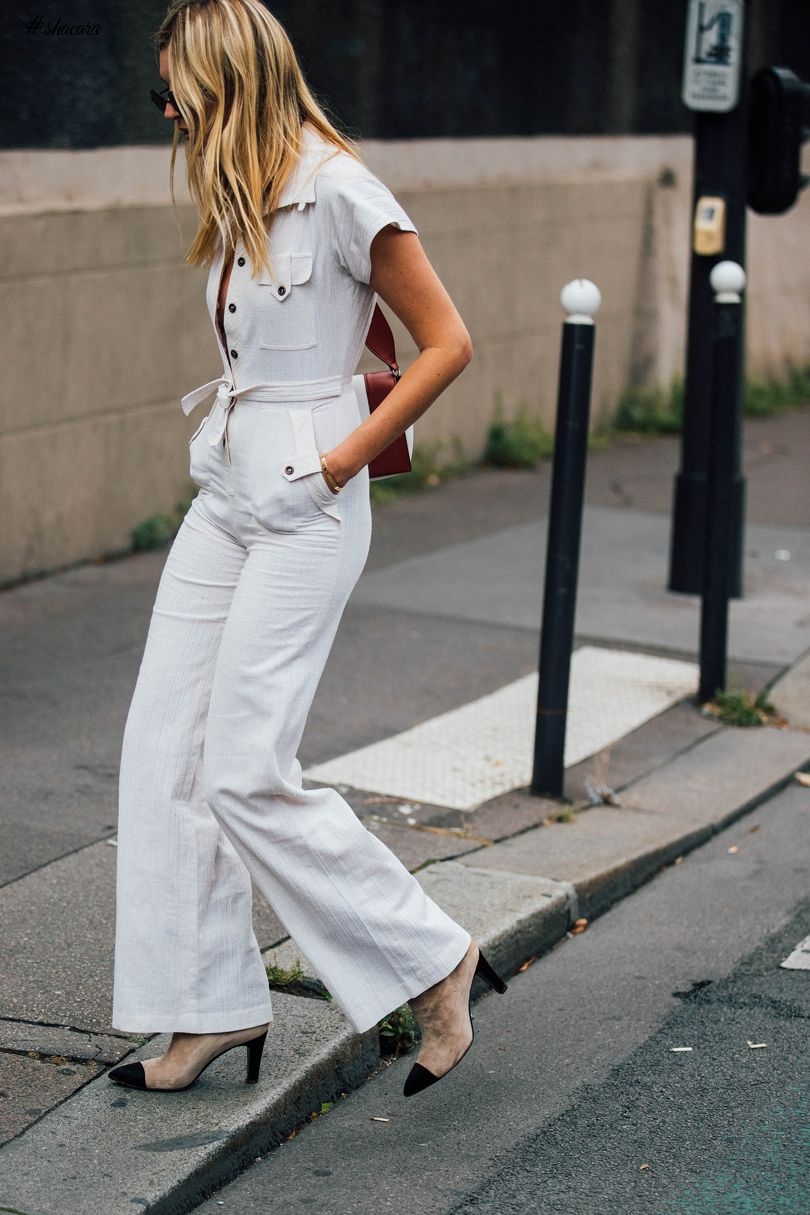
[157,0,359,274]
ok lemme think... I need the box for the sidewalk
[1,408,809,1213]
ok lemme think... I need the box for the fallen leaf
[728,845,739,854]
[795,772,810,788]
[570,918,589,935]
[517,956,538,973]
[748,824,761,833]
[674,856,684,865]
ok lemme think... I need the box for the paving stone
[0,1052,102,1147]
[0,1021,133,1065]
[619,723,810,818]
[0,992,378,1215]
[362,818,484,869]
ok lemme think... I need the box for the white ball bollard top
[710,260,746,303]
[561,278,602,325]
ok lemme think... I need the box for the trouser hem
[341,931,473,1035]
[110,1000,274,1035]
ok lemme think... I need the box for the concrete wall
[2,136,809,586]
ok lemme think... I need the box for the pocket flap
[259,251,313,301]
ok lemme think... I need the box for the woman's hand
[322,228,472,486]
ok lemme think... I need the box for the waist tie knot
[180,374,350,447]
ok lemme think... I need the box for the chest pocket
[257,251,317,351]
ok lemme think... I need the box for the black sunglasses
[150,86,182,117]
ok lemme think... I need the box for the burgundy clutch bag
[360,304,413,480]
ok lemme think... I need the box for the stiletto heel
[245,1029,268,1084]
[475,950,508,994]
[403,945,508,1097]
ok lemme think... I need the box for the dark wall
[3,0,810,149]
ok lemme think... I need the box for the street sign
[682,0,744,113]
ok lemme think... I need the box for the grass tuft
[378,1004,419,1056]
[701,688,778,727]
[484,401,554,468]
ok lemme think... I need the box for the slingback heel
[403,947,507,1097]
[245,1029,268,1084]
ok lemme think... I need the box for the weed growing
[484,401,554,468]
[614,363,810,436]
[378,1004,419,1056]
[701,688,778,727]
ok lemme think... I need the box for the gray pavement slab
[0,993,379,1215]
[0,839,287,1034]
[0,1052,102,1147]
[0,553,160,885]
[768,644,810,728]
[461,725,810,919]
[618,721,810,817]
[354,508,810,666]
[0,1020,130,1065]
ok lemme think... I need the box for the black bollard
[699,261,747,704]
[531,280,601,799]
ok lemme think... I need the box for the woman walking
[109,0,506,1099]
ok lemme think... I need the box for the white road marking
[304,646,698,810]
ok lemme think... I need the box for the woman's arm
[323,227,473,487]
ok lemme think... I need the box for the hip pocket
[247,407,341,531]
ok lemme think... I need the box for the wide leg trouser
[111,389,471,1036]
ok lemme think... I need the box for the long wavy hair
[157,0,359,274]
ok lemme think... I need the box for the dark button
[284,464,294,475]
[228,303,236,313]
[277,285,286,296]
[230,349,238,359]
[237,256,245,266]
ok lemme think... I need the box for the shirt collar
[271,125,334,213]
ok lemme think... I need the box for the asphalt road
[193,780,810,1215]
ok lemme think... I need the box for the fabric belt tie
[181,374,349,448]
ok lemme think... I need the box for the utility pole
[669,0,749,597]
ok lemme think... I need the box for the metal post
[669,1,749,597]
[699,261,746,703]
[531,280,601,799]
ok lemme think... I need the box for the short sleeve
[318,158,418,284]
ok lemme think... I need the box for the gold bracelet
[319,453,342,494]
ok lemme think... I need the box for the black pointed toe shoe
[108,1028,269,1092]
[403,949,507,1098]
[108,1060,149,1090]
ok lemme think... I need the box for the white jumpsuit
[111,126,471,1036]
